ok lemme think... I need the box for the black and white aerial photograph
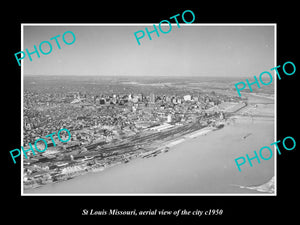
[4,3,299,224]
[22,24,275,195]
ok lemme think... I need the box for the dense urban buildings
[23,76,248,190]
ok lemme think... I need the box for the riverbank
[24,125,217,191]
[25,117,274,194]
[25,94,275,194]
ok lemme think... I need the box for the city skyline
[22,74,275,194]
[23,24,275,78]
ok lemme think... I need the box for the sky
[23,24,275,77]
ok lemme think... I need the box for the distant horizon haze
[23,74,275,81]
[23,25,275,78]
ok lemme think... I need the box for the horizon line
[23,74,247,78]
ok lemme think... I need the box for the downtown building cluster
[23,89,242,189]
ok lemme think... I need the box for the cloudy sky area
[23,25,275,77]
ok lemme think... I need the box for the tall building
[137,93,143,101]
[99,98,106,105]
[172,97,177,104]
[93,95,98,103]
[150,93,155,103]
[131,95,138,103]
[183,95,192,101]
[167,114,172,123]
